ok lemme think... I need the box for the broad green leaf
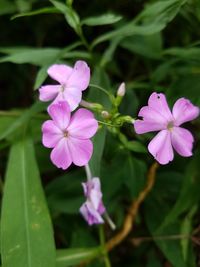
[92,0,186,47]
[159,153,200,229]
[46,170,84,214]
[0,0,17,15]
[11,7,59,20]
[0,101,47,141]
[137,0,187,24]
[123,153,146,197]
[89,127,106,177]
[1,138,56,267]
[120,33,163,59]
[180,206,197,263]
[56,247,101,267]
[81,13,122,26]
[50,0,80,34]
[88,68,111,176]
[0,48,61,66]
[145,198,187,267]
[164,47,200,63]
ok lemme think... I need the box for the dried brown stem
[106,161,159,251]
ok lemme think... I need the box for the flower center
[60,85,65,92]
[63,130,69,138]
[167,121,174,131]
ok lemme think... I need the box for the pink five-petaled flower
[80,177,106,225]
[39,61,90,111]
[42,101,98,170]
[134,92,200,165]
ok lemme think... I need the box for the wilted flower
[39,61,90,111]
[80,177,106,225]
[134,92,199,164]
[42,101,98,170]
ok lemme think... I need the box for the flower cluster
[39,60,199,227]
[40,61,98,170]
[39,60,106,226]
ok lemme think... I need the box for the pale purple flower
[39,61,90,111]
[80,177,106,225]
[42,101,98,170]
[134,92,199,165]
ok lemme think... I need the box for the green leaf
[0,0,17,15]
[1,138,56,267]
[180,206,197,263]
[88,68,111,176]
[92,0,186,48]
[11,7,59,20]
[46,170,84,214]
[50,0,80,34]
[56,247,101,267]
[159,153,200,229]
[145,198,187,267]
[81,13,122,26]
[0,101,47,141]
[120,33,163,59]
[0,48,61,66]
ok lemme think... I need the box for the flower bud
[117,82,126,97]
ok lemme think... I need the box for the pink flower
[80,178,106,225]
[134,92,199,165]
[42,101,98,170]
[39,61,90,111]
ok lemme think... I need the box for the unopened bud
[117,82,126,97]
[80,100,103,111]
[101,110,111,119]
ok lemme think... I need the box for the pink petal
[171,126,194,157]
[42,120,62,148]
[47,64,73,85]
[172,98,200,126]
[68,108,98,139]
[63,87,82,111]
[68,137,93,166]
[39,85,60,102]
[80,201,104,225]
[148,92,173,122]
[134,120,166,134]
[67,61,90,91]
[148,130,174,165]
[50,138,72,170]
[48,101,71,130]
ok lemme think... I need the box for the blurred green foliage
[0,0,200,267]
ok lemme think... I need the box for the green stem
[89,83,113,99]
[99,225,112,267]
[97,120,121,127]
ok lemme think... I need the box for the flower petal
[148,130,174,164]
[80,201,104,225]
[171,126,194,157]
[48,101,71,130]
[148,92,173,122]
[68,108,98,138]
[172,98,200,126]
[63,87,82,111]
[47,64,73,84]
[39,85,60,102]
[42,120,62,148]
[50,138,72,170]
[68,137,93,166]
[134,119,165,134]
[67,61,90,91]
